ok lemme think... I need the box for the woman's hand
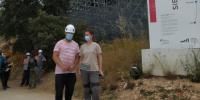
[77,69,81,76]
[99,69,104,77]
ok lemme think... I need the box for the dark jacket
[28,57,37,71]
[0,56,6,73]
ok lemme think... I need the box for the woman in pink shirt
[52,24,80,100]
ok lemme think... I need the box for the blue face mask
[85,36,91,42]
[66,33,74,41]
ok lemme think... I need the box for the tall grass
[100,36,149,91]
[10,52,24,79]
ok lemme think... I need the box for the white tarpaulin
[147,0,200,48]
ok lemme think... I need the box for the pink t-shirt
[53,39,80,74]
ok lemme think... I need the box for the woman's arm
[97,53,103,76]
[77,55,84,74]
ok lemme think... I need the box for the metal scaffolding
[68,0,148,40]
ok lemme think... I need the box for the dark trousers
[21,70,30,86]
[0,72,6,89]
[5,70,10,87]
[55,73,76,100]
[29,70,36,88]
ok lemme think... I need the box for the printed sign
[147,0,200,48]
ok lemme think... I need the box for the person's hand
[60,65,68,71]
[68,65,75,71]
[77,70,82,76]
[99,70,104,77]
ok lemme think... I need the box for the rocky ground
[103,76,200,100]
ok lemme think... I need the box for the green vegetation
[184,50,200,83]
[0,0,87,70]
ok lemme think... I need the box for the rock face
[68,0,148,40]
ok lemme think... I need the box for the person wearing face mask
[52,24,80,100]
[20,52,31,87]
[35,49,46,84]
[79,30,103,100]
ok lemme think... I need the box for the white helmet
[38,49,43,53]
[65,24,75,33]
[26,52,30,56]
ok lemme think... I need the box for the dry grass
[10,52,24,79]
[101,37,149,92]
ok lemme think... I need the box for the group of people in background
[0,48,46,90]
[1,24,103,100]
[0,50,12,90]
[53,24,103,100]
[21,49,46,89]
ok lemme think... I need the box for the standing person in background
[3,53,13,88]
[79,30,103,100]
[0,49,7,90]
[35,49,46,84]
[21,52,30,87]
[52,24,80,100]
[28,51,37,89]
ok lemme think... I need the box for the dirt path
[0,80,78,100]
[0,87,54,100]
[0,82,55,100]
